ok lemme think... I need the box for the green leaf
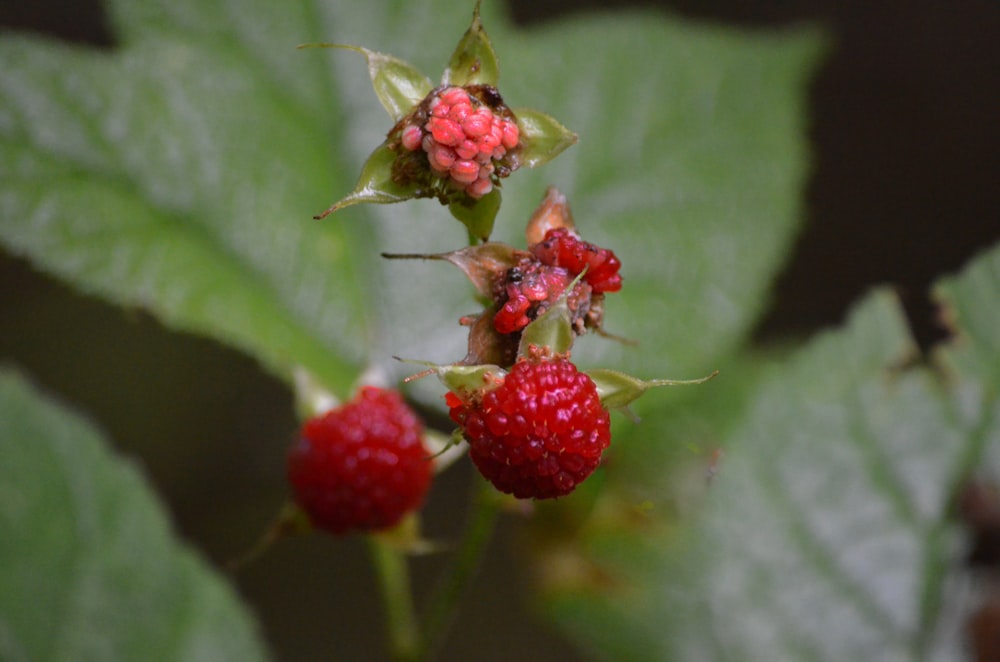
[0,0,834,657]
[544,242,1000,660]
[0,369,268,661]
[298,44,433,122]
[0,0,823,398]
[442,1,500,88]
[0,32,371,396]
[933,243,1000,390]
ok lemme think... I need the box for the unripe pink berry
[451,159,480,184]
[455,139,479,160]
[431,101,449,118]
[428,145,456,172]
[467,177,494,198]
[462,110,493,138]
[479,131,501,154]
[401,125,423,151]
[501,121,520,150]
[448,102,472,123]
[428,116,463,146]
[441,86,470,106]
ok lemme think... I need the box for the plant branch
[369,536,420,662]
[417,478,500,660]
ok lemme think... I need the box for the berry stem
[417,478,500,660]
[369,537,421,662]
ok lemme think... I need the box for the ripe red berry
[287,386,432,535]
[447,357,611,499]
[531,227,622,293]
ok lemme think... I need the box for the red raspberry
[447,357,611,499]
[531,227,623,293]
[400,86,520,199]
[287,386,432,535]
[492,258,593,335]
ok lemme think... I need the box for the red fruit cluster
[532,227,622,294]
[490,228,622,336]
[287,386,432,535]
[447,356,611,499]
[492,256,592,335]
[400,86,520,199]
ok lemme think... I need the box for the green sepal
[298,43,432,122]
[587,368,719,411]
[442,1,500,87]
[315,143,418,218]
[436,362,507,396]
[396,357,506,397]
[421,428,468,475]
[514,108,579,169]
[448,187,501,241]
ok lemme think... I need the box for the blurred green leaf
[306,44,433,122]
[544,242,1000,660]
[0,0,823,397]
[0,369,268,662]
[491,13,824,381]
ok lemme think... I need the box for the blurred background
[1,0,997,660]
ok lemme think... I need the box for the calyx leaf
[526,186,577,246]
[442,1,500,87]
[381,242,524,300]
[513,108,579,169]
[314,144,419,219]
[292,366,340,419]
[436,363,507,397]
[588,368,719,411]
[449,187,502,241]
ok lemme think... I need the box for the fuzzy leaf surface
[544,243,1000,661]
[0,0,823,395]
[0,370,268,662]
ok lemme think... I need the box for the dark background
[1,1,998,660]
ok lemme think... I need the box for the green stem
[417,478,501,660]
[369,536,420,662]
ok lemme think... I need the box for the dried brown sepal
[382,243,525,300]
[526,186,576,247]
[460,308,520,367]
